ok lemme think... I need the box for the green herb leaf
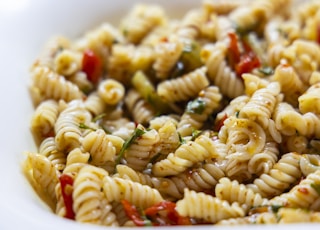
[178,133,186,145]
[270,205,283,213]
[79,123,97,131]
[311,183,320,195]
[92,113,107,122]
[258,66,274,76]
[191,129,201,141]
[114,128,145,170]
[186,98,206,114]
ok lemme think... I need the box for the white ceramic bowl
[0,1,318,230]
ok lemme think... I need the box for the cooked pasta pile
[23,0,320,226]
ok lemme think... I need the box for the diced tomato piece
[59,174,75,220]
[82,49,102,84]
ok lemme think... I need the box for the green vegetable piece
[191,129,202,141]
[186,98,206,114]
[131,71,169,113]
[311,183,320,195]
[258,66,274,76]
[180,41,202,72]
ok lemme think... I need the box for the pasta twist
[176,189,245,223]
[239,82,281,130]
[273,102,320,138]
[31,36,71,70]
[298,82,320,114]
[24,152,59,210]
[81,129,117,166]
[74,23,124,63]
[124,89,156,125]
[177,86,222,137]
[157,120,180,156]
[215,177,269,210]
[53,49,82,77]
[39,137,66,171]
[221,116,266,155]
[152,134,223,177]
[153,34,184,79]
[98,79,125,106]
[269,170,320,210]
[30,99,59,146]
[72,165,118,225]
[120,4,166,44]
[83,92,106,117]
[157,66,209,102]
[55,100,92,152]
[31,66,84,103]
[247,152,302,198]
[124,128,160,171]
[247,140,279,176]
[201,42,244,98]
[273,64,307,107]
[102,176,163,209]
[299,154,320,177]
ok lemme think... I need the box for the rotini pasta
[23,1,320,227]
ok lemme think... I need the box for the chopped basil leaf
[92,113,107,122]
[258,66,274,76]
[311,183,320,195]
[114,128,145,170]
[270,205,283,213]
[191,129,201,141]
[178,133,186,145]
[186,98,206,114]
[79,123,96,131]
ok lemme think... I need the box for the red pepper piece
[145,201,191,225]
[317,24,320,45]
[214,113,228,132]
[82,49,102,84]
[235,52,260,77]
[227,32,241,68]
[59,174,75,220]
[121,200,149,226]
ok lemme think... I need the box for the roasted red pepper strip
[121,200,150,226]
[214,113,228,132]
[235,52,260,77]
[145,201,191,225]
[317,24,320,45]
[59,174,75,220]
[227,32,261,78]
[227,32,241,68]
[82,49,102,84]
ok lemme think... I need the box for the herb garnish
[79,123,97,131]
[186,98,206,114]
[114,128,145,170]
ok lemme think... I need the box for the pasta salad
[23,0,320,226]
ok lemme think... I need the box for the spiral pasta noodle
[23,1,320,227]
